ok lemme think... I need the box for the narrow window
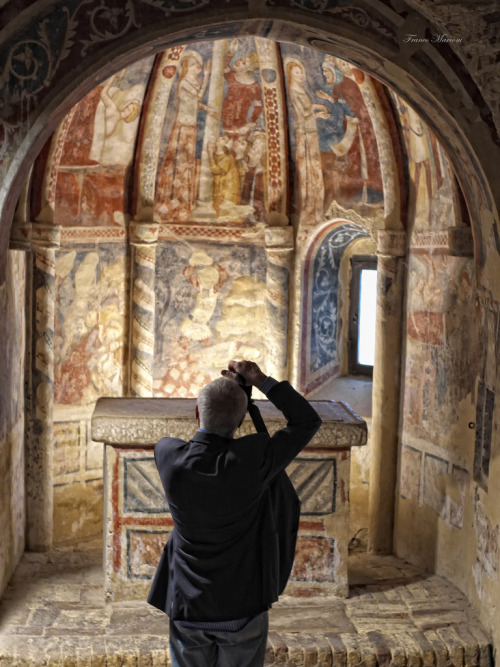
[349,256,378,375]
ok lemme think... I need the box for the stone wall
[0,252,26,596]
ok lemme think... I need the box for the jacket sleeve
[261,381,322,483]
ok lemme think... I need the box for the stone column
[129,222,158,397]
[368,230,407,554]
[26,224,61,551]
[265,227,294,380]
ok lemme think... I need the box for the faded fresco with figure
[403,255,481,441]
[400,102,476,444]
[281,44,384,224]
[392,94,453,232]
[52,59,152,226]
[153,37,286,225]
[153,242,267,397]
[300,222,369,394]
[398,104,481,527]
[54,246,128,406]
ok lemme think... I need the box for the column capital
[129,220,160,245]
[376,229,407,257]
[10,221,62,250]
[265,226,294,249]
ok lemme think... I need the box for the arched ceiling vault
[30,38,411,237]
[0,1,498,282]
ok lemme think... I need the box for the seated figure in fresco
[148,359,322,667]
[222,38,263,138]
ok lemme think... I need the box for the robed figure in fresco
[285,57,329,224]
[222,38,263,139]
[156,50,213,220]
[317,55,383,205]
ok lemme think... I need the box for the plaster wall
[0,252,26,596]
[392,99,500,645]
[51,244,128,545]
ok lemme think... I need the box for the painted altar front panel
[93,397,367,602]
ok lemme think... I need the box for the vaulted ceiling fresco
[30,37,410,233]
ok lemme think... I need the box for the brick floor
[0,545,492,666]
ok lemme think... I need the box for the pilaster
[264,227,294,380]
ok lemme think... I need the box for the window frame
[348,255,378,376]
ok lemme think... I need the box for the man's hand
[221,360,267,388]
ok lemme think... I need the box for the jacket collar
[190,429,233,447]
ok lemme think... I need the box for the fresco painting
[154,242,267,397]
[281,45,384,222]
[392,94,452,232]
[53,60,152,226]
[154,38,278,225]
[404,253,480,441]
[300,222,369,394]
[54,246,127,406]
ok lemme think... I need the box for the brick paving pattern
[0,546,492,666]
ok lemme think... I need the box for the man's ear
[195,403,200,426]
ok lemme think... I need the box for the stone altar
[91,397,367,601]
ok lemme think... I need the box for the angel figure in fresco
[285,57,328,224]
[179,248,229,344]
[156,50,215,220]
[90,72,144,166]
[221,38,263,138]
[317,55,382,205]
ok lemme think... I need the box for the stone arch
[0,2,498,284]
[298,220,370,395]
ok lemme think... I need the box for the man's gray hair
[197,377,248,438]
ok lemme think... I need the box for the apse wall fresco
[153,241,268,397]
[300,222,369,395]
[50,59,153,226]
[396,101,482,536]
[281,44,384,224]
[151,38,287,226]
[26,40,400,545]
[54,246,128,406]
[392,94,454,232]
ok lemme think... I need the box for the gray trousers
[168,611,269,667]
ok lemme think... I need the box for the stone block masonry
[0,548,492,666]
